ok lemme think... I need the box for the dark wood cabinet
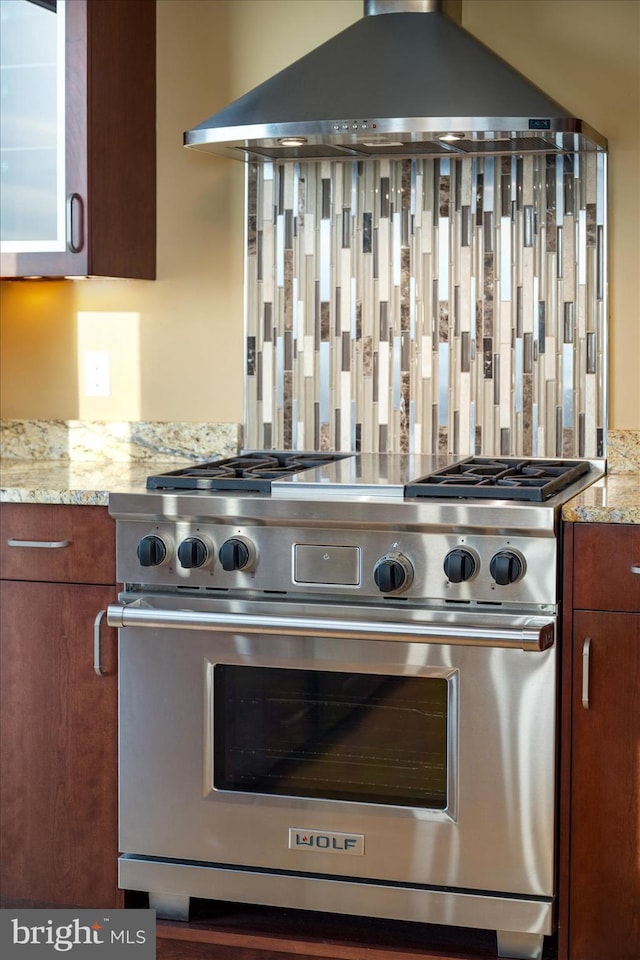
[0,0,155,280]
[560,522,640,960]
[0,503,121,908]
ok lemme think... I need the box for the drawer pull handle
[94,610,107,677]
[7,539,70,549]
[582,636,592,710]
[631,565,640,575]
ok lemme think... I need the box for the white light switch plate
[83,350,111,397]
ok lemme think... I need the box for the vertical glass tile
[500,218,511,301]
[461,331,471,373]
[563,342,574,429]
[483,211,494,254]
[342,209,351,249]
[556,226,563,278]
[380,176,390,218]
[596,225,605,300]
[538,301,546,351]
[321,178,331,219]
[578,208,587,284]
[587,331,597,374]
[501,163,511,217]
[483,158,495,212]
[563,154,576,216]
[515,337,523,413]
[438,343,449,425]
[438,217,449,293]
[564,302,575,343]
[523,205,534,247]
[523,332,533,374]
[556,155,564,219]
[461,205,471,247]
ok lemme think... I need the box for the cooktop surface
[146,452,602,504]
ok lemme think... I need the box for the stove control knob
[177,537,209,569]
[219,537,254,572]
[137,535,168,567]
[490,550,525,585]
[444,548,478,583]
[373,553,413,594]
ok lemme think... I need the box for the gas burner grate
[146,451,352,492]
[405,458,591,502]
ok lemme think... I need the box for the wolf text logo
[288,827,365,855]
[11,918,147,952]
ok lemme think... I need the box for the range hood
[184,0,606,162]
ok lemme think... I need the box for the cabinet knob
[631,565,640,575]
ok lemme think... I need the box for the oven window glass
[214,665,448,809]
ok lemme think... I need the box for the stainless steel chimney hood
[184,0,607,161]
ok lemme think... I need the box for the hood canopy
[184,0,606,161]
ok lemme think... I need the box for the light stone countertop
[561,474,640,524]
[0,459,172,506]
[0,419,242,507]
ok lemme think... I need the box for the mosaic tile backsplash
[244,152,607,456]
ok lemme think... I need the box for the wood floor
[154,900,558,960]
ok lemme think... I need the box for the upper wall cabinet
[0,0,156,279]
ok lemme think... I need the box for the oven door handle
[106,603,554,651]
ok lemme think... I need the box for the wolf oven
[107,452,604,960]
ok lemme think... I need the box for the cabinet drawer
[573,523,640,612]
[0,504,115,585]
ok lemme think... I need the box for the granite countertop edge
[1,458,639,523]
[560,474,640,524]
[0,459,175,507]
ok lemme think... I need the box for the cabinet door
[573,524,640,612]
[0,580,121,908]
[0,0,67,255]
[569,611,640,960]
[0,0,155,279]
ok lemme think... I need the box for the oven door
[111,594,557,902]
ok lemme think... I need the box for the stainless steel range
[107,452,604,960]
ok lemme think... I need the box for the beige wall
[1,0,638,430]
[1,0,248,423]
